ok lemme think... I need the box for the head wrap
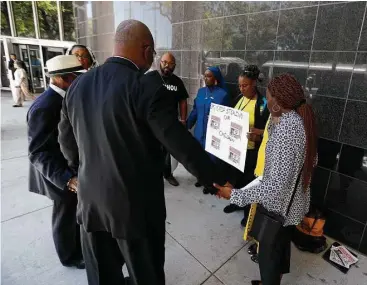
[207,66,227,92]
[65,44,99,70]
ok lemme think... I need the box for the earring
[272,104,280,113]
[214,80,218,86]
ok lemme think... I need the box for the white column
[6,1,15,37]
[32,1,40,39]
[57,1,64,41]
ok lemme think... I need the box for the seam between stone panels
[328,208,366,226]
[335,2,366,141]
[318,165,367,191]
[317,135,367,152]
[1,205,53,223]
[321,170,332,208]
[172,4,323,25]
[307,2,320,84]
[274,9,281,56]
[165,231,213,274]
[358,224,367,251]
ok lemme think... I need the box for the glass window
[37,1,60,40]
[1,2,11,36]
[61,1,76,41]
[12,1,36,38]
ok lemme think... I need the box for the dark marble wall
[74,1,367,253]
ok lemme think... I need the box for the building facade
[0,1,77,92]
[77,1,366,254]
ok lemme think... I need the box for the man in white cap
[27,55,85,269]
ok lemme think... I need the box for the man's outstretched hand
[213,182,233,200]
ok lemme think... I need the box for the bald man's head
[114,20,155,72]
[160,52,176,77]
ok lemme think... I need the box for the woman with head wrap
[187,66,230,193]
[66,44,98,70]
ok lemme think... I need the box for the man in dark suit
[8,53,17,80]
[58,20,227,285]
[27,55,85,269]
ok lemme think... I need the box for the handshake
[205,182,234,200]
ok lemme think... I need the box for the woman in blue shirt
[187,66,229,192]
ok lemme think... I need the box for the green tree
[37,1,59,40]
[12,1,36,38]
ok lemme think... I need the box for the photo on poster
[230,122,242,139]
[228,146,241,165]
[211,136,221,150]
[210,115,221,130]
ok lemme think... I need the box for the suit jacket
[27,87,75,201]
[58,57,226,239]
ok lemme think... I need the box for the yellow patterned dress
[243,118,270,249]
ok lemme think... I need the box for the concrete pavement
[1,91,367,285]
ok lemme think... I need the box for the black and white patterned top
[230,111,310,226]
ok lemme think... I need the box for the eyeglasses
[142,45,156,57]
[74,54,90,60]
[161,60,176,68]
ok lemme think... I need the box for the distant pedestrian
[8,53,16,80]
[12,60,34,107]
[27,55,86,269]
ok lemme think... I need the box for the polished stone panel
[325,173,367,224]
[273,51,311,87]
[183,1,224,21]
[202,18,223,51]
[182,51,201,79]
[247,11,279,50]
[340,100,367,149]
[277,6,317,51]
[338,144,367,183]
[310,167,329,209]
[222,15,248,51]
[172,24,183,50]
[349,52,367,101]
[311,95,345,140]
[223,1,249,16]
[317,138,341,171]
[324,209,365,250]
[359,9,367,51]
[183,21,202,50]
[313,2,365,51]
[248,1,280,12]
[307,52,355,99]
[280,1,319,9]
[172,1,184,23]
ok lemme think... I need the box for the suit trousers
[81,223,166,285]
[52,191,82,265]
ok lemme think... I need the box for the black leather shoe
[165,175,179,186]
[251,254,259,264]
[195,181,202,187]
[251,281,261,285]
[247,243,258,255]
[223,204,242,213]
[64,259,85,269]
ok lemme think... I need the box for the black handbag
[249,167,303,248]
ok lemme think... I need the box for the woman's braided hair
[268,74,317,190]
